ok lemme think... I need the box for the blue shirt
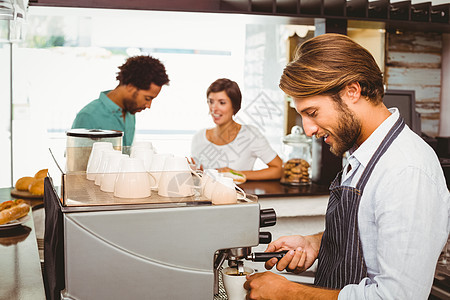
[72,91,135,146]
[338,108,450,299]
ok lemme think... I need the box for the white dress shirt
[338,108,450,299]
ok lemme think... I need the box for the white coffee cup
[114,157,151,198]
[202,169,220,199]
[130,140,154,157]
[130,147,154,172]
[148,153,173,190]
[211,176,246,205]
[95,150,122,186]
[222,266,254,300]
[86,142,113,180]
[157,156,200,198]
[100,153,129,192]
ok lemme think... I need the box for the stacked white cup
[157,156,200,198]
[148,153,173,190]
[100,153,129,193]
[130,147,154,172]
[95,150,123,186]
[86,142,113,180]
[130,140,154,157]
[114,157,151,198]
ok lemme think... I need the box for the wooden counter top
[239,180,329,198]
[0,188,46,300]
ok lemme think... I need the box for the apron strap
[356,117,405,191]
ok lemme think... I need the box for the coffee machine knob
[260,208,276,227]
[259,232,272,244]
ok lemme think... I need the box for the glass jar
[280,125,312,185]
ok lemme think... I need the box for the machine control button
[260,208,276,227]
[259,232,272,244]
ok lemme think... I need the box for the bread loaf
[28,178,45,196]
[15,177,35,191]
[34,169,48,179]
[0,199,30,225]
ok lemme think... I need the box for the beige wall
[348,28,385,73]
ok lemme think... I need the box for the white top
[338,108,450,299]
[190,124,277,170]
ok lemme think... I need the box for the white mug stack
[130,146,154,172]
[86,142,114,180]
[99,152,129,192]
[148,153,173,190]
[94,149,122,186]
[157,156,200,198]
[114,157,151,198]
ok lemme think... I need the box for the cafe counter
[0,188,46,300]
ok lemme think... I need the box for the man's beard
[328,101,361,157]
[123,91,140,115]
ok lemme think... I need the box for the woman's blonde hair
[279,33,384,104]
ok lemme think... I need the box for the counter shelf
[49,149,257,213]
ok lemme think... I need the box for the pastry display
[34,168,48,179]
[13,168,47,197]
[15,176,35,191]
[28,178,45,196]
[0,199,30,225]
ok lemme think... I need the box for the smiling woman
[191,78,283,180]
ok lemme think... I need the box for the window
[6,7,290,186]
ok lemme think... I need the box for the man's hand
[244,271,340,300]
[264,233,322,273]
[244,272,294,300]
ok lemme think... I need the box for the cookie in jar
[281,158,311,185]
[280,126,312,186]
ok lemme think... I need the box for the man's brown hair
[279,33,384,104]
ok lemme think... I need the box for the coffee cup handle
[235,185,246,201]
[148,172,157,188]
[189,167,203,180]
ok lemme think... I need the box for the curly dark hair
[116,55,170,89]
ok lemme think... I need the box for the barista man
[244,34,450,299]
[72,55,170,146]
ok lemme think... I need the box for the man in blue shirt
[72,55,170,146]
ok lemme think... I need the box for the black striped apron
[314,117,405,289]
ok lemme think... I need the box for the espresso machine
[45,152,283,300]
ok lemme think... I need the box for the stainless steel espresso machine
[45,147,283,300]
